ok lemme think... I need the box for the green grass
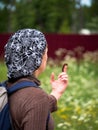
[0,61,7,81]
[0,50,98,130]
[40,51,98,130]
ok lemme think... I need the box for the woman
[4,29,68,130]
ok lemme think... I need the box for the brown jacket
[8,80,57,130]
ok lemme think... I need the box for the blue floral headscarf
[4,29,47,79]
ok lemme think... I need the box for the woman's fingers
[50,72,55,82]
[62,63,68,72]
[58,72,68,78]
[58,72,68,83]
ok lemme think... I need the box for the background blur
[0,0,98,59]
[0,0,98,130]
[0,0,98,34]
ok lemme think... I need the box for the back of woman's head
[4,29,47,79]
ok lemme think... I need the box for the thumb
[50,72,55,83]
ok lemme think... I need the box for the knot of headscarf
[4,29,47,79]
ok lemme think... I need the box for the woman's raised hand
[50,64,68,100]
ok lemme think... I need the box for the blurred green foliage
[0,0,98,33]
[0,49,98,130]
[41,50,98,130]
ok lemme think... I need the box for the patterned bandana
[4,29,47,79]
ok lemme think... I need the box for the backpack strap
[46,112,50,130]
[6,81,39,95]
